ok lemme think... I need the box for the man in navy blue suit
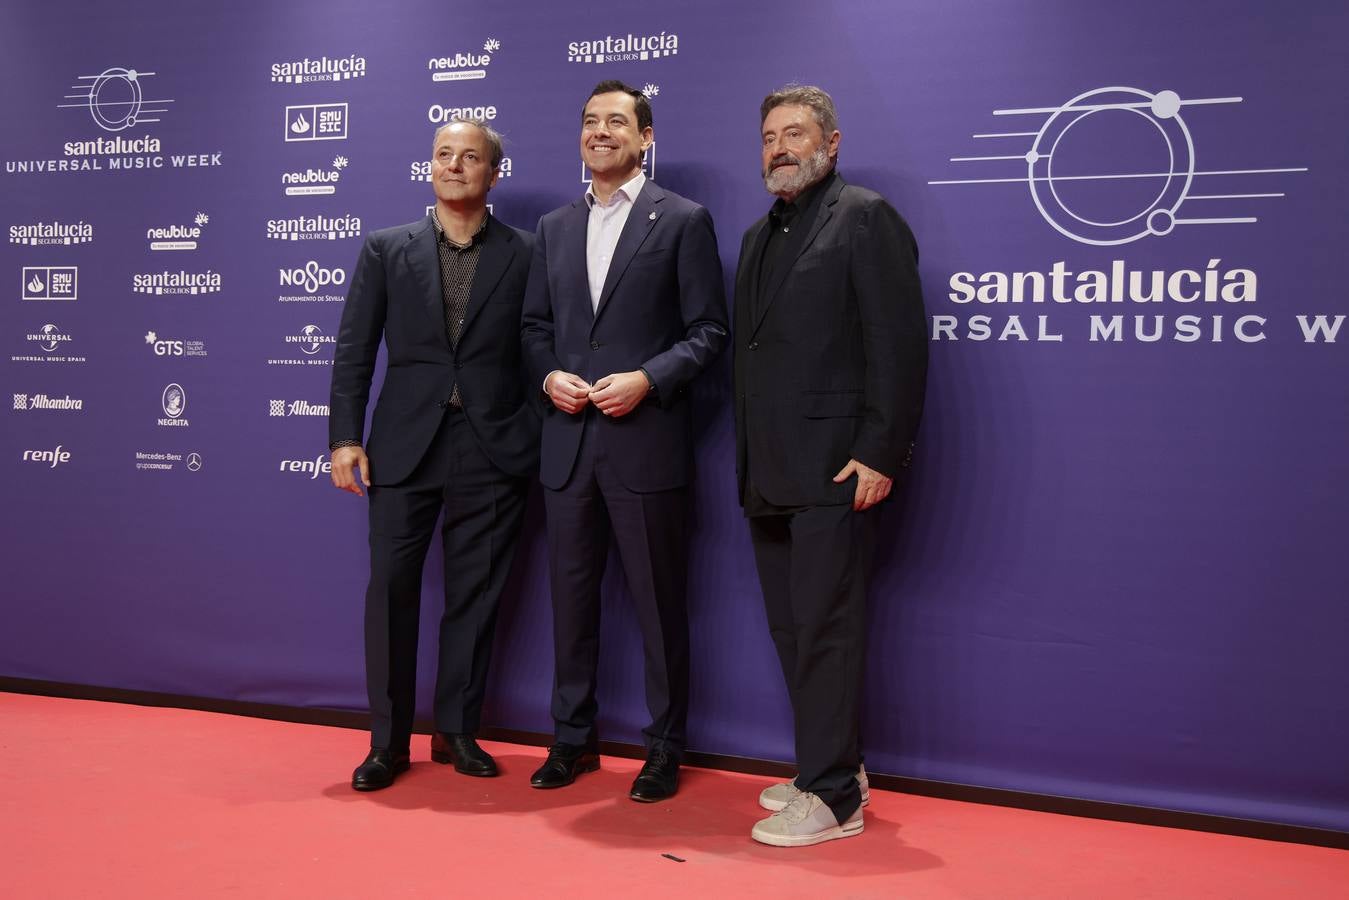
[521,80,728,802]
[329,119,538,791]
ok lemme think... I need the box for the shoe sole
[759,790,870,812]
[751,818,864,847]
[628,785,677,803]
[529,756,600,789]
[430,750,499,777]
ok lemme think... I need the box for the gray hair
[759,84,839,135]
[432,118,504,169]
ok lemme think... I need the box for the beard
[763,143,831,197]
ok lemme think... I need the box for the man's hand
[546,370,593,414]
[589,371,651,418]
[331,445,371,497]
[833,458,893,511]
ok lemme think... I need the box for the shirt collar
[585,170,646,209]
[432,207,489,249]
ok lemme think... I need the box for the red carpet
[1,693,1343,898]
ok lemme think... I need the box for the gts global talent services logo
[271,53,367,84]
[286,103,348,142]
[22,267,78,301]
[429,38,500,82]
[266,213,361,241]
[567,31,679,64]
[147,212,208,251]
[283,155,348,196]
[145,330,207,358]
[9,220,93,246]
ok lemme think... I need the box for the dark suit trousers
[748,503,877,823]
[365,409,529,751]
[544,411,690,754]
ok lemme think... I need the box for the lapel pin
[649,211,657,220]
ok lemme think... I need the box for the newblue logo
[286,104,348,142]
[567,31,679,63]
[283,156,348,196]
[147,212,208,250]
[429,38,500,82]
[271,54,366,84]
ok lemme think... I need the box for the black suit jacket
[733,172,927,508]
[521,180,728,492]
[330,214,538,486]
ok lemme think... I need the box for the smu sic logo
[280,261,347,293]
[286,104,348,142]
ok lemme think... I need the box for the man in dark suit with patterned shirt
[328,118,537,791]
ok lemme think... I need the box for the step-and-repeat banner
[3,1,1345,830]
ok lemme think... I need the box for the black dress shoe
[629,747,680,803]
[351,748,410,792]
[529,742,600,789]
[430,732,498,777]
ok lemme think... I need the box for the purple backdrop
[3,0,1346,832]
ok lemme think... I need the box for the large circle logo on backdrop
[1027,87,1191,245]
[88,67,144,131]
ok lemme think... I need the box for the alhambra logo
[269,399,329,417]
[266,213,361,241]
[429,38,500,82]
[271,53,367,84]
[147,212,208,250]
[9,221,93,246]
[132,269,221,295]
[283,156,348,196]
[12,392,83,412]
[567,31,679,63]
[929,85,1308,246]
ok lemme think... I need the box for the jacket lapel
[563,199,594,324]
[752,173,845,335]
[406,216,450,350]
[594,180,663,323]
[457,216,515,343]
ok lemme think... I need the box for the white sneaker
[751,790,864,847]
[758,764,869,812]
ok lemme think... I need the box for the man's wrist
[638,367,657,396]
[329,439,362,453]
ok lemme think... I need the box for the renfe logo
[23,445,71,467]
[280,455,332,479]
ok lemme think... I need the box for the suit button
[437,400,449,408]
[454,362,463,369]
[748,341,759,350]
[590,340,600,350]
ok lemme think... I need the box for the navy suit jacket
[330,214,538,486]
[521,180,728,492]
